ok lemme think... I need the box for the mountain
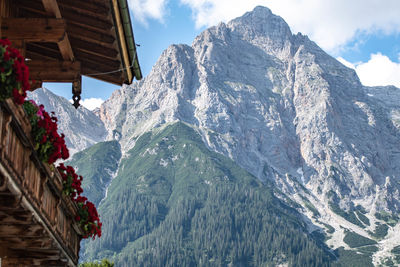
[72,6,400,265]
[68,140,121,206]
[28,88,107,155]
[363,85,400,130]
[80,122,333,266]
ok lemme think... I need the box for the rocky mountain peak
[191,6,293,62]
[94,6,400,260]
[228,6,291,44]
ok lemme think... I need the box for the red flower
[12,88,25,105]
[5,46,103,240]
[41,135,47,144]
[3,51,10,62]
[0,38,11,46]
[1,39,31,105]
[26,101,70,164]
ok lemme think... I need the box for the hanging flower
[57,163,102,240]
[57,163,83,199]
[23,100,69,164]
[2,39,102,241]
[0,38,32,105]
[75,196,102,239]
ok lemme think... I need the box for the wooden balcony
[0,99,82,266]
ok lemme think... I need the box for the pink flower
[37,104,45,119]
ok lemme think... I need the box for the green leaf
[5,67,12,76]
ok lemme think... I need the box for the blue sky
[45,0,400,110]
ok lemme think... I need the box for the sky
[46,0,400,110]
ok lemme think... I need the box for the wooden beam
[1,18,66,42]
[68,24,116,47]
[18,0,114,32]
[26,45,123,85]
[27,60,81,82]
[82,66,123,85]
[112,0,133,83]
[18,6,114,34]
[73,50,122,69]
[26,45,122,73]
[0,0,13,17]
[41,0,75,61]
[42,0,62,17]
[0,224,43,237]
[26,42,63,61]
[0,210,31,220]
[16,0,111,18]
[69,37,119,60]
[0,236,54,249]
[27,41,120,64]
[57,35,74,61]
[65,12,114,34]
[57,0,111,19]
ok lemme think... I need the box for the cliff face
[98,6,400,213]
[94,7,400,262]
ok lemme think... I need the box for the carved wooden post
[72,75,82,109]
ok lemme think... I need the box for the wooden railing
[0,99,82,266]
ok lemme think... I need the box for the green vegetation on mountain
[320,222,335,234]
[335,247,374,267]
[392,245,400,254]
[68,140,121,206]
[79,122,333,266]
[329,202,365,228]
[356,211,370,226]
[375,211,399,227]
[300,195,320,218]
[343,231,377,248]
[369,223,389,239]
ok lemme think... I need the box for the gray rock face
[97,6,400,256]
[28,88,107,155]
[98,6,400,208]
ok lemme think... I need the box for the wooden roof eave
[5,0,142,95]
[111,0,142,84]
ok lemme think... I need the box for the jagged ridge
[95,6,400,264]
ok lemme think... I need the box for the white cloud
[355,53,400,88]
[337,54,400,88]
[74,98,104,110]
[128,0,168,25]
[179,0,267,29]
[179,0,400,53]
